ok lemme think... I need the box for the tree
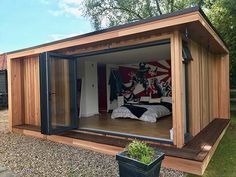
[82,0,236,87]
[206,0,236,88]
[82,0,205,30]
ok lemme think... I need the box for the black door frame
[38,40,176,145]
[75,39,174,145]
[40,52,78,135]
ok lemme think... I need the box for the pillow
[151,93,161,98]
[161,97,172,104]
[149,98,161,103]
[140,96,150,103]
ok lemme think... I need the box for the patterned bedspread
[111,104,171,123]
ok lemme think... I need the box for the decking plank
[184,119,229,151]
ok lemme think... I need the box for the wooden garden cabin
[0,54,8,107]
[6,7,230,175]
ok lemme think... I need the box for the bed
[111,100,172,123]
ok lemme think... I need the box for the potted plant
[116,140,165,177]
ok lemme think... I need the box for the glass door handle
[49,92,56,101]
[49,92,56,95]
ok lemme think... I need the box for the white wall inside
[77,60,99,117]
[77,60,85,117]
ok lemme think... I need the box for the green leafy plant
[126,140,155,165]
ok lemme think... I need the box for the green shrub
[126,140,155,165]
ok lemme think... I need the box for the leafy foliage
[126,140,155,164]
[82,0,236,87]
[205,0,236,88]
[82,0,205,30]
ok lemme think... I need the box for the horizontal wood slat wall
[188,40,229,136]
[10,55,41,127]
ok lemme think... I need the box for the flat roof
[6,6,228,57]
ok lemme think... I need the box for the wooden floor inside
[79,113,172,139]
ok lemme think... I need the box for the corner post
[171,31,185,148]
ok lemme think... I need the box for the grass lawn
[231,89,236,98]
[231,89,236,111]
[187,111,236,177]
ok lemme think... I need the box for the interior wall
[10,55,41,127]
[121,61,171,98]
[188,39,229,136]
[106,60,172,111]
[77,60,99,117]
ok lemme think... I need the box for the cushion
[161,97,172,103]
[140,96,150,103]
[149,98,161,103]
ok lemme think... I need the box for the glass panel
[49,57,74,129]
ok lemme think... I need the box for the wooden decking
[64,118,229,161]
[12,118,230,175]
[183,118,229,161]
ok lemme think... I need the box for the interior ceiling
[78,44,170,64]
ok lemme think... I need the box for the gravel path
[0,110,185,177]
[0,109,8,133]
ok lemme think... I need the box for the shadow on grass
[187,111,236,177]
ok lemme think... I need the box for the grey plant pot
[116,150,165,177]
